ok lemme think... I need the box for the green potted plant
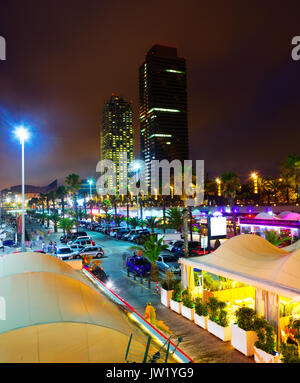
[181,289,195,320]
[253,317,280,363]
[231,307,258,356]
[206,297,231,341]
[160,270,176,308]
[170,282,183,314]
[194,297,208,329]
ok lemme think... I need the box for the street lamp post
[14,126,29,252]
[132,162,141,219]
[88,178,94,199]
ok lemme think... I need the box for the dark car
[174,241,205,258]
[171,240,184,253]
[134,232,154,245]
[115,228,130,239]
[126,256,151,276]
[60,231,87,244]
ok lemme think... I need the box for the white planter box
[231,324,258,356]
[194,313,207,329]
[161,288,173,308]
[207,318,231,342]
[181,305,195,321]
[170,299,182,314]
[254,346,282,363]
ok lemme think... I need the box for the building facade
[139,45,189,185]
[100,95,134,194]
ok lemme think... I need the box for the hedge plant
[254,317,276,355]
[182,289,194,309]
[207,297,229,327]
[171,283,182,302]
[195,297,208,317]
[235,307,256,331]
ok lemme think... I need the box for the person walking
[48,241,53,253]
[42,241,46,253]
[53,241,57,256]
[122,251,129,268]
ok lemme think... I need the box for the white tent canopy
[180,234,300,299]
[0,252,144,362]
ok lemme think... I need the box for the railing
[82,266,193,363]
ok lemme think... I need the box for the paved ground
[19,222,253,363]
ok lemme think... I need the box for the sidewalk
[112,272,253,363]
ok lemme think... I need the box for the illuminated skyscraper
[139,45,189,183]
[100,95,134,194]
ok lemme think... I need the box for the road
[21,223,252,363]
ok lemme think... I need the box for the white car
[67,236,93,246]
[79,246,104,259]
[57,246,80,260]
[109,227,123,237]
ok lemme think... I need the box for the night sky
[0,0,300,190]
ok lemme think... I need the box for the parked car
[115,228,130,239]
[126,256,151,276]
[68,243,85,252]
[79,246,104,259]
[174,241,208,258]
[60,231,87,244]
[109,227,124,237]
[122,229,141,241]
[128,229,150,242]
[67,236,93,247]
[170,240,184,253]
[156,254,181,274]
[57,246,80,260]
[132,231,153,244]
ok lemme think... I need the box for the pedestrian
[42,241,46,253]
[122,252,129,268]
[91,239,95,246]
[48,241,53,253]
[53,242,57,256]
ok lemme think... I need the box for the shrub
[171,283,182,302]
[207,297,229,327]
[195,297,208,317]
[254,317,276,355]
[182,289,194,309]
[235,307,256,331]
[280,343,300,363]
[161,270,177,291]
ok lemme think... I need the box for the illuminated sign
[211,216,227,238]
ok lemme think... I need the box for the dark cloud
[0,0,300,188]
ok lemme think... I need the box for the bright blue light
[14,125,30,143]
[88,179,94,185]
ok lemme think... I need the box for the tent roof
[278,211,292,218]
[0,252,145,362]
[281,212,300,221]
[255,212,278,219]
[180,234,300,299]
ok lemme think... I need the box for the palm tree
[65,174,82,230]
[58,217,75,234]
[166,207,183,232]
[221,172,240,236]
[81,190,88,215]
[114,214,124,227]
[129,217,139,229]
[281,155,300,204]
[45,193,51,228]
[56,185,67,219]
[130,236,168,282]
[50,213,60,233]
[101,199,112,217]
[264,230,290,247]
[145,217,160,234]
[48,190,57,211]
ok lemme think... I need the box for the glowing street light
[14,125,30,252]
[132,161,141,219]
[251,172,258,194]
[216,178,222,197]
[87,178,94,199]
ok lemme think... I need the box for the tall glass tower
[100,95,134,194]
[139,45,189,184]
